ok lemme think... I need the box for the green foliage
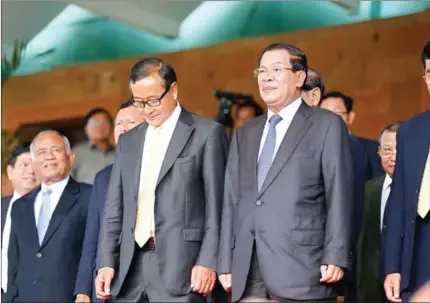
[1,39,27,87]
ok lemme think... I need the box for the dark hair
[379,121,402,142]
[8,143,30,167]
[118,99,134,111]
[302,68,325,96]
[85,107,113,126]
[130,57,177,89]
[258,43,308,86]
[422,40,430,67]
[237,102,264,117]
[319,91,354,113]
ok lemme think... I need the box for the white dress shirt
[380,174,392,231]
[139,103,181,236]
[34,176,69,226]
[2,191,21,292]
[258,97,302,161]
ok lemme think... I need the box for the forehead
[33,134,65,149]
[116,106,141,120]
[90,112,110,121]
[260,49,291,66]
[130,74,164,98]
[15,152,32,163]
[380,131,397,144]
[320,97,346,109]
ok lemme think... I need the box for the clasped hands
[218,264,344,293]
[93,265,216,300]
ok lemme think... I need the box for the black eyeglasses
[131,85,171,108]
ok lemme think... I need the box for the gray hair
[30,130,72,159]
[378,121,402,144]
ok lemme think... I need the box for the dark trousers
[115,244,205,303]
[239,244,336,303]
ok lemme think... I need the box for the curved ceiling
[2,1,429,76]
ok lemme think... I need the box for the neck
[268,93,301,113]
[91,140,110,152]
[44,176,67,186]
[14,188,28,197]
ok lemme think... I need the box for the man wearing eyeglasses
[383,40,430,302]
[95,57,228,303]
[356,121,402,303]
[218,43,353,302]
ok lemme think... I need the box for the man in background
[1,143,39,300]
[72,107,116,184]
[356,121,401,303]
[6,130,92,302]
[74,100,145,302]
[301,67,325,107]
[383,40,430,302]
[318,91,384,179]
[232,102,264,129]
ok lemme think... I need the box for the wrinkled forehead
[380,131,397,145]
[33,134,66,150]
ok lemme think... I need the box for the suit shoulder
[366,175,385,190]
[75,181,93,195]
[191,113,224,130]
[94,165,113,186]
[400,110,430,134]
[2,195,12,204]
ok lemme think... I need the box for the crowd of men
[1,40,429,303]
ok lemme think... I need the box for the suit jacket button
[256,200,262,206]
[36,253,42,258]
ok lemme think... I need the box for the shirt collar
[383,173,392,191]
[152,102,182,131]
[11,191,21,203]
[266,97,302,123]
[41,175,70,194]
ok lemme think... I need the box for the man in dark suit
[96,57,228,302]
[74,100,145,302]
[356,121,401,303]
[218,43,354,302]
[318,91,384,180]
[383,41,430,302]
[2,143,39,300]
[6,130,92,302]
[301,67,325,107]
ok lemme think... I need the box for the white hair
[30,130,72,160]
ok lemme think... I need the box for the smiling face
[31,133,75,185]
[378,130,397,177]
[113,106,145,143]
[257,49,306,112]
[7,152,39,195]
[130,74,178,127]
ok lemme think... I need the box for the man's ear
[347,110,356,125]
[7,165,13,180]
[312,88,322,107]
[296,70,307,88]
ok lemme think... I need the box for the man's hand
[95,267,115,300]
[218,273,232,293]
[384,273,402,302]
[190,265,216,296]
[320,264,344,283]
[75,294,91,302]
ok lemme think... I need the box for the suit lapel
[23,189,41,248]
[39,179,80,248]
[156,109,195,187]
[371,176,385,229]
[258,103,313,197]
[132,123,148,200]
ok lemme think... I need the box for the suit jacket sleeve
[195,124,228,270]
[382,129,405,276]
[96,141,123,271]
[74,177,102,296]
[321,116,354,269]
[6,203,19,301]
[217,130,239,274]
